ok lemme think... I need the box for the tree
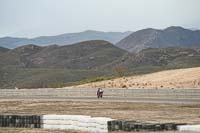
[115,66,125,77]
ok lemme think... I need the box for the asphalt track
[0,89,200,133]
[0,96,200,104]
[0,88,200,104]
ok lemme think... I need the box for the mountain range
[1,26,200,88]
[1,26,200,54]
[0,30,132,49]
[0,39,200,88]
[0,40,127,88]
[0,40,126,69]
[116,26,200,52]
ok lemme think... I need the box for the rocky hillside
[1,40,200,89]
[99,47,200,74]
[116,26,200,53]
[0,40,126,69]
[0,30,132,48]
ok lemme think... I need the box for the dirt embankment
[73,67,200,89]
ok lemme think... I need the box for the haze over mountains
[0,30,132,49]
[116,26,200,53]
[1,26,200,54]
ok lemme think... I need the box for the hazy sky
[0,0,200,38]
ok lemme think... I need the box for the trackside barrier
[42,115,113,133]
[1,114,200,132]
[177,125,200,132]
[107,120,187,132]
[0,115,41,128]
[0,114,113,133]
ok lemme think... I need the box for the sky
[0,0,200,38]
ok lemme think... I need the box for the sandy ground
[0,101,200,124]
[0,100,199,133]
[0,128,192,133]
[0,128,193,133]
[1,67,200,133]
[73,67,200,89]
[0,128,88,133]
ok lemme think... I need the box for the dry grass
[0,128,89,133]
[72,67,200,89]
[0,100,200,124]
[0,128,192,133]
[0,100,199,133]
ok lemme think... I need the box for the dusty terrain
[0,100,200,124]
[0,128,191,133]
[1,67,200,132]
[73,67,200,89]
[0,100,200,132]
[0,128,88,133]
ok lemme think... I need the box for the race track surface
[0,88,200,104]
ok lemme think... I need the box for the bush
[115,66,125,77]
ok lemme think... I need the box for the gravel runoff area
[0,128,89,133]
[0,128,196,133]
[0,100,200,132]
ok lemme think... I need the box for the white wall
[42,115,114,133]
[177,125,200,132]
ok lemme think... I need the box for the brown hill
[0,40,127,88]
[0,40,126,69]
[73,67,200,89]
[1,40,200,89]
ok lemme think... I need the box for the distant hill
[0,46,9,54]
[0,30,132,48]
[1,40,200,89]
[99,47,200,74]
[0,40,126,69]
[116,26,200,53]
[0,40,127,88]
